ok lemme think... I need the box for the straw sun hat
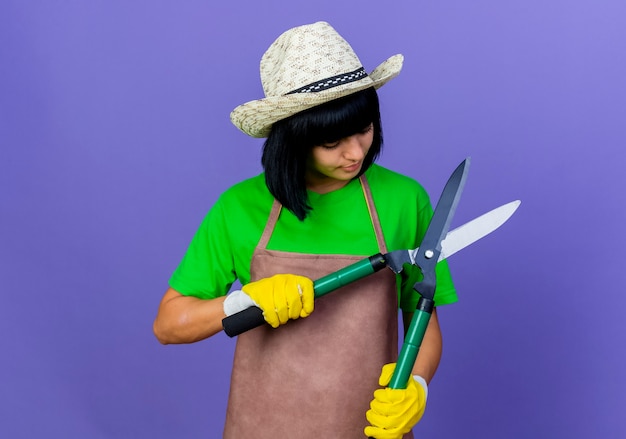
[230,21,404,138]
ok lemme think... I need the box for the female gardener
[153,21,457,439]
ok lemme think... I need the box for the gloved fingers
[369,388,407,415]
[373,380,424,410]
[295,275,314,317]
[276,275,302,321]
[241,274,314,328]
[366,401,392,426]
[283,275,315,320]
[367,388,415,427]
[270,275,290,325]
[365,402,415,439]
[262,300,281,328]
[378,363,397,386]
[242,277,280,328]
[376,364,427,404]
[365,378,426,435]
[363,424,403,439]
[274,275,302,325]
[367,403,412,429]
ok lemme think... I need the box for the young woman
[153,21,457,439]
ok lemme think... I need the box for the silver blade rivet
[425,250,434,259]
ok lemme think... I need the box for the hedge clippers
[222,158,520,390]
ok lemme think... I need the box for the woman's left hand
[364,363,428,439]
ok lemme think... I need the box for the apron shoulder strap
[257,199,282,249]
[359,174,388,254]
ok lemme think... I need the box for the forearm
[153,288,226,344]
[403,308,442,384]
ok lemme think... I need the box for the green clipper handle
[389,297,435,389]
[222,254,387,337]
[366,295,434,439]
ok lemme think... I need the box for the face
[305,123,374,193]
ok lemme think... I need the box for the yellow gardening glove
[364,363,428,439]
[241,274,314,328]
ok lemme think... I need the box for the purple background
[1,1,625,438]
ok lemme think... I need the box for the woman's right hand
[237,274,314,328]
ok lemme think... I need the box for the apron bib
[223,176,413,439]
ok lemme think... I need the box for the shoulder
[366,164,426,190]
[205,173,274,238]
[365,165,430,207]
[216,173,273,209]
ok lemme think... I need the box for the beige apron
[223,176,414,439]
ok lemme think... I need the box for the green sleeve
[169,198,236,299]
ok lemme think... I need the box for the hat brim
[230,54,403,138]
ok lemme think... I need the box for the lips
[341,162,362,172]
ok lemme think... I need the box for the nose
[342,135,365,161]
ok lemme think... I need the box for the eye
[360,123,374,134]
[321,140,341,149]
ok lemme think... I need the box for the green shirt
[170,164,457,311]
